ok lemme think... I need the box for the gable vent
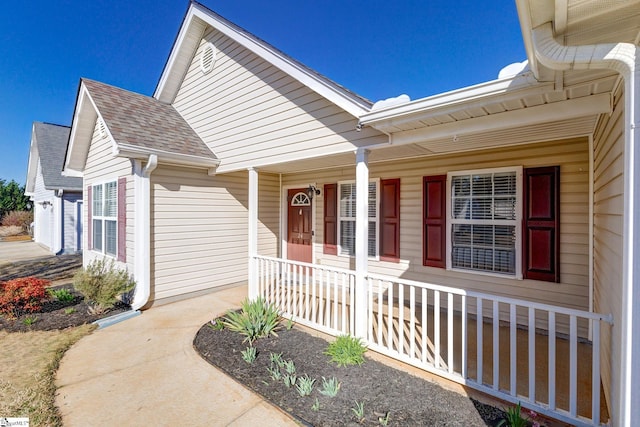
[98,119,107,139]
[200,42,217,75]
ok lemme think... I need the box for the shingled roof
[33,122,82,191]
[82,79,217,160]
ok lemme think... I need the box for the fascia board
[387,92,611,147]
[360,74,549,128]
[155,3,369,117]
[25,126,39,193]
[64,84,97,175]
[116,143,221,169]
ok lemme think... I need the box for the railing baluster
[398,283,405,355]
[492,300,499,390]
[447,293,454,374]
[477,297,483,385]
[305,266,310,321]
[434,290,440,369]
[325,270,331,328]
[510,304,517,396]
[377,279,383,346]
[421,288,427,364]
[318,269,324,326]
[349,274,354,334]
[461,295,467,379]
[592,320,601,425]
[343,272,348,334]
[528,307,535,403]
[367,276,373,341]
[311,266,317,323]
[569,315,577,417]
[410,285,416,359]
[333,271,338,330]
[387,281,393,351]
[548,311,556,410]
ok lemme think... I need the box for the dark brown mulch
[0,283,129,332]
[0,253,82,282]
[194,323,509,427]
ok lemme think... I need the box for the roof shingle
[33,122,82,191]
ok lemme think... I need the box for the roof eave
[116,143,221,171]
[25,124,39,193]
[64,81,96,176]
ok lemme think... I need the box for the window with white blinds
[338,181,378,257]
[92,181,118,257]
[448,168,521,276]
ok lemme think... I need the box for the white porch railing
[253,256,613,427]
[255,255,355,337]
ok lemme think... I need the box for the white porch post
[248,167,258,300]
[354,148,369,339]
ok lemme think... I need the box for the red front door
[287,188,313,263]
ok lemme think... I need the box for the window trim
[445,166,523,279]
[337,179,380,260]
[91,180,118,258]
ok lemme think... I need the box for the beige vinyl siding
[172,27,385,173]
[151,167,249,301]
[283,138,590,311]
[258,172,280,257]
[83,120,134,272]
[592,84,624,413]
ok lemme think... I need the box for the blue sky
[0,1,525,185]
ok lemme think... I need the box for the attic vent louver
[200,43,216,74]
[98,119,107,139]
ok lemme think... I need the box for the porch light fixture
[307,185,320,199]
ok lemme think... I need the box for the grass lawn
[0,325,95,426]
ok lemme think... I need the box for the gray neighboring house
[25,122,83,254]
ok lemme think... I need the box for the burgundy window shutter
[423,175,446,268]
[380,178,400,262]
[87,185,92,250]
[323,183,337,255]
[117,177,127,263]
[523,166,560,282]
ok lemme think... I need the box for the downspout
[132,154,158,310]
[531,22,639,425]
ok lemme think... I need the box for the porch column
[248,167,258,300]
[354,148,369,339]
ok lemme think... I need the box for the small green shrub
[241,346,257,364]
[48,288,74,303]
[64,307,76,315]
[222,297,280,344]
[351,401,365,422]
[378,411,390,426]
[73,258,135,312]
[498,402,529,427]
[324,335,367,367]
[22,315,38,326]
[208,318,225,331]
[267,366,282,381]
[311,398,320,411]
[319,376,341,397]
[283,373,297,388]
[0,277,50,317]
[269,352,284,368]
[295,375,315,396]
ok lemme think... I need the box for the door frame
[281,183,317,264]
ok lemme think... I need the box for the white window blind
[338,181,378,257]
[92,181,118,257]
[450,170,519,275]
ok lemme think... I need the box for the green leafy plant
[267,366,282,381]
[319,376,341,397]
[497,402,529,427]
[73,258,135,313]
[352,401,365,423]
[295,375,316,396]
[64,307,76,315]
[285,317,295,330]
[222,297,280,344]
[241,346,257,364]
[22,315,38,326]
[311,398,320,411]
[269,352,284,368]
[283,359,296,375]
[48,288,75,303]
[208,318,225,331]
[378,411,390,426]
[324,334,367,367]
[0,276,50,317]
[283,373,297,388]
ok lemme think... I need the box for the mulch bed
[0,283,129,332]
[194,323,510,426]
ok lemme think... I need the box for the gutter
[131,154,158,310]
[531,22,639,425]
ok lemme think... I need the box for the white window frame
[337,179,380,260]
[445,166,523,279]
[91,180,118,258]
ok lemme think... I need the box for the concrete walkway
[55,285,298,426]
[0,240,51,265]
